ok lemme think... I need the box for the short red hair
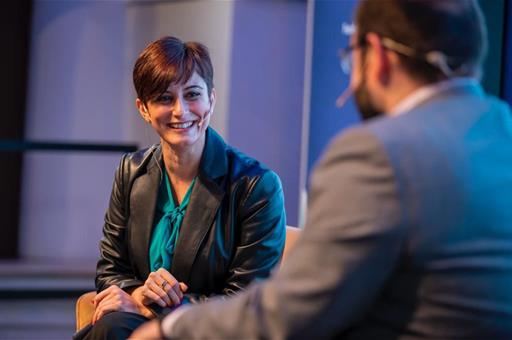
[133,36,214,104]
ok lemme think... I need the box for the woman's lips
[167,121,196,129]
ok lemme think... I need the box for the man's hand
[128,319,162,339]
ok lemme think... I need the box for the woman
[80,36,286,339]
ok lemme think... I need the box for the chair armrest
[282,225,301,266]
[75,291,96,331]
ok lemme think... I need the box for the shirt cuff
[160,305,192,338]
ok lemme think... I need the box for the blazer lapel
[171,128,228,283]
[129,147,161,279]
[171,177,224,283]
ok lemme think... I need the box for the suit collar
[129,152,161,279]
[390,77,483,117]
[171,128,227,284]
[198,127,228,181]
[145,144,163,175]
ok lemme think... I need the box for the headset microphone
[336,86,354,108]
[198,107,212,128]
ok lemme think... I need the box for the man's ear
[366,32,392,86]
[136,98,151,123]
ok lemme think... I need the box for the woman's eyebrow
[184,85,203,90]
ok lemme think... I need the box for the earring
[143,107,151,124]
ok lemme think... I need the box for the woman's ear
[136,98,151,123]
[209,88,217,114]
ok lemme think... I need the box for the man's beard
[354,76,384,121]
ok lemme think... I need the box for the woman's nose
[172,97,188,116]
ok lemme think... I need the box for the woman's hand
[138,268,188,308]
[92,285,140,324]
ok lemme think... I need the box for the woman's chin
[161,133,204,151]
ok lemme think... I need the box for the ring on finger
[161,281,168,290]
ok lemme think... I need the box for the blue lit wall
[227,1,307,226]
[306,0,359,182]
[503,0,512,105]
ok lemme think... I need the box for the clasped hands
[92,268,188,324]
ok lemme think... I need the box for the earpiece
[198,108,212,128]
[142,105,151,123]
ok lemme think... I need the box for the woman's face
[138,71,215,151]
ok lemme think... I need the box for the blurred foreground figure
[132,1,512,339]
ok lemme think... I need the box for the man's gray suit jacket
[168,82,512,339]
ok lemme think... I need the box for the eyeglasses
[338,44,357,75]
[339,35,461,77]
[338,38,366,75]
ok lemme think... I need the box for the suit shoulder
[115,144,159,181]
[123,144,158,165]
[352,113,427,155]
[225,146,280,185]
[324,124,386,159]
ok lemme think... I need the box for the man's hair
[133,36,214,104]
[355,0,488,83]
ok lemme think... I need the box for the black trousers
[73,312,149,340]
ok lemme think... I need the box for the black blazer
[96,128,286,302]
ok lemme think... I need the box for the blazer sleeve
[170,170,286,306]
[166,127,406,339]
[95,154,144,292]
[222,169,287,295]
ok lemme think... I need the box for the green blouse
[149,171,196,272]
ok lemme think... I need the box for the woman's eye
[185,91,201,100]
[156,95,172,103]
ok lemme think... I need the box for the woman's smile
[166,120,198,130]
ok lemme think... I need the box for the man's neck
[381,73,427,114]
